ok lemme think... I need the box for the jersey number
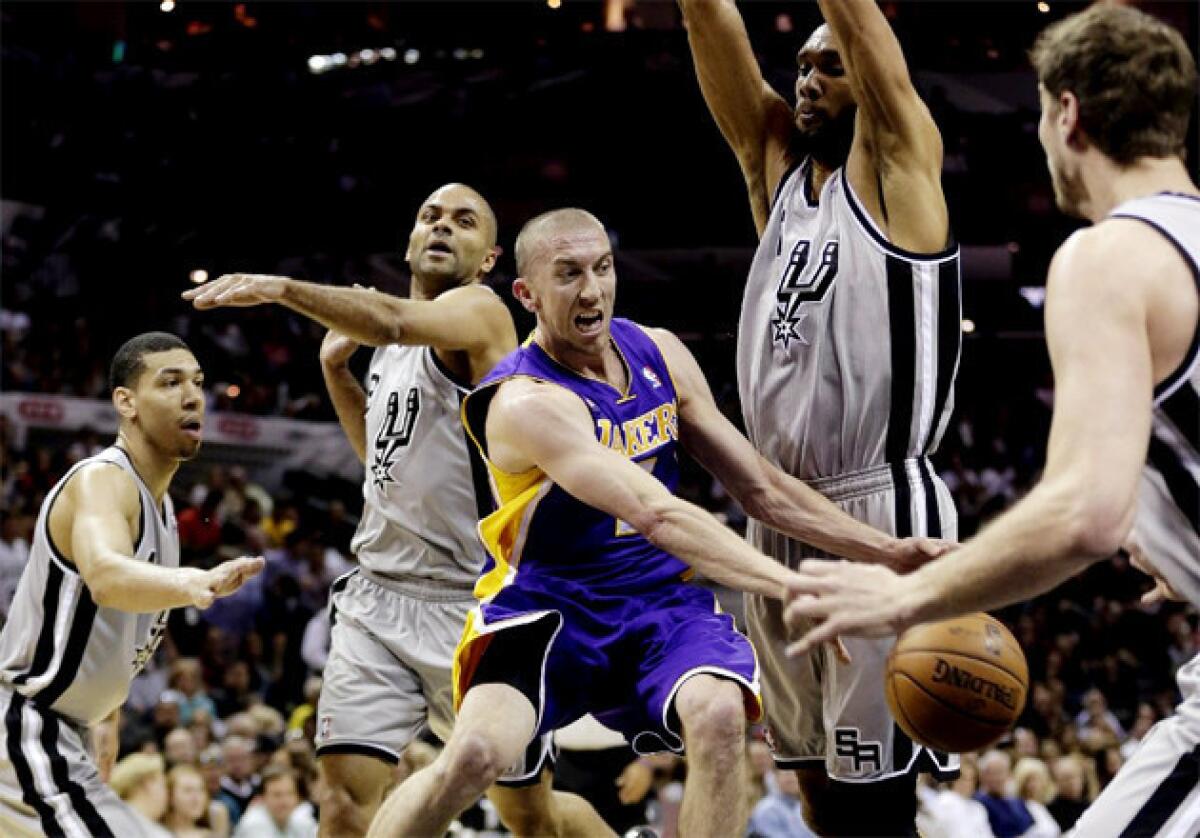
[371,387,421,488]
[771,238,839,349]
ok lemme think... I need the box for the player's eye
[798,62,811,75]
[459,216,475,228]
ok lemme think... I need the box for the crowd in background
[2,355,1194,836]
[3,1,1198,835]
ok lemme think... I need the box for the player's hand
[320,329,360,369]
[1125,538,1185,605]
[782,561,914,657]
[616,758,655,805]
[182,273,289,309]
[185,556,266,608]
[884,536,955,574]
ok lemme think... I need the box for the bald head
[514,208,606,277]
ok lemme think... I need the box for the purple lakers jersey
[461,318,689,598]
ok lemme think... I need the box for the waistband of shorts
[355,567,477,602]
[807,457,933,502]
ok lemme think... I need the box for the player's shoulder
[60,457,140,515]
[1050,220,1169,297]
[489,376,592,440]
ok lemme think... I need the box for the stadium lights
[548,0,562,8]
[160,0,175,12]
[307,47,401,75]
[189,269,208,284]
[1037,2,1050,12]
[961,318,977,334]
[226,384,241,399]
[403,48,419,65]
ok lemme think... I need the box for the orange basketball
[885,613,1029,753]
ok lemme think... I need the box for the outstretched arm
[319,329,367,464]
[647,328,948,571]
[486,379,797,598]
[783,228,1154,652]
[66,465,264,613]
[184,275,516,363]
[679,0,798,235]
[819,0,947,253]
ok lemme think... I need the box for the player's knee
[445,731,507,789]
[678,680,746,753]
[318,782,371,836]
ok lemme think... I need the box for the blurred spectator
[1012,758,1061,837]
[165,763,230,838]
[172,657,219,726]
[166,726,200,769]
[110,753,172,838]
[916,758,995,838]
[1075,688,1125,745]
[1047,755,1089,832]
[1120,703,1159,760]
[747,768,815,838]
[217,734,260,825]
[232,766,317,838]
[0,510,30,626]
[974,750,1035,838]
[179,490,225,558]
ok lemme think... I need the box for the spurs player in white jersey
[185,184,612,838]
[785,6,1200,836]
[681,0,958,831]
[0,333,263,838]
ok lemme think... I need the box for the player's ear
[112,386,137,421]
[480,245,501,277]
[511,277,538,314]
[1058,90,1084,150]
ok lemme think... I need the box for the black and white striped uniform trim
[4,691,115,837]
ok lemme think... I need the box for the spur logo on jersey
[596,402,678,459]
[771,238,839,349]
[132,610,169,674]
[372,386,421,488]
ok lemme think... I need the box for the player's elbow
[634,498,677,547]
[1064,496,1134,561]
[81,565,120,608]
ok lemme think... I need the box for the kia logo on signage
[18,399,65,423]
[216,416,259,441]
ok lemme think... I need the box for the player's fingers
[831,636,852,665]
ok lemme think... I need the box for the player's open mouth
[574,312,603,334]
[181,420,203,440]
[426,241,453,257]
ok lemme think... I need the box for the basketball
[885,613,1029,753]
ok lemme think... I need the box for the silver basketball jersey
[0,447,177,726]
[1111,193,1200,608]
[350,344,490,590]
[737,160,962,480]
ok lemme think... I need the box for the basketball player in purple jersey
[365,208,948,838]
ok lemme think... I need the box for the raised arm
[319,329,367,464]
[647,328,946,571]
[818,0,947,252]
[63,464,264,613]
[679,0,798,235]
[184,275,516,366]
[486,379,796,598]
[783,227,1156,651]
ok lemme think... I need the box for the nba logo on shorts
[320,715,331,740]
[642,366,661,388]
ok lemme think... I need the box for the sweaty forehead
[542,228,610,263]
[422,186,485,216]
[799,24,837,58]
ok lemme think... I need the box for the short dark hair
[1030,5,1197,165]
[109,332,191,391]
